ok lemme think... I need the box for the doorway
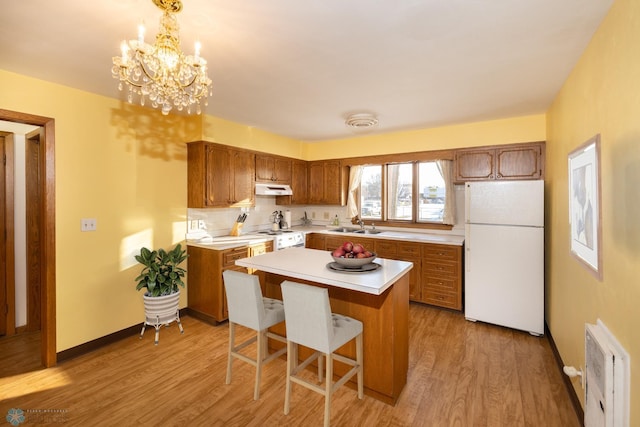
[0,109,56,368]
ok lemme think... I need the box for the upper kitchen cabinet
[307,160,348,205]
[255,154,292,184]
[454,142,545,183]
[187,141,255,208]
[276,159,308,205]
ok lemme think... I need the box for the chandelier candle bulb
[138,24,145,43]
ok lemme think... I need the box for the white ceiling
[0,0,612,141]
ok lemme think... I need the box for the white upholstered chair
[280,280,363,427]
[223,270,287,400]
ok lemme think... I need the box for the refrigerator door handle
[465,224,471,273]
[465,183,471,224]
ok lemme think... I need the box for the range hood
[255,183,293,196]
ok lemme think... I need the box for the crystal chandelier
[112,0,212,115]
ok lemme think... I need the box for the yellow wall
[304,114,546,160]
[546,0,639,422]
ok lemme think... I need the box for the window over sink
[358,161,452,225]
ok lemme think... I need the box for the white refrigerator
[464,180,544,335]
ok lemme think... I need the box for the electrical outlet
[198,220,205,229]
[81,218,97,232]
[312,212,316,219]
[323,212,330,219]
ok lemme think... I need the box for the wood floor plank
[0,303,580,426]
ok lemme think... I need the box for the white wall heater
[584,319,630,427]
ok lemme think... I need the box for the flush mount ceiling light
[345,113,379,130]
[112,0,212,115]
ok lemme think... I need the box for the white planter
[140,290,184,345]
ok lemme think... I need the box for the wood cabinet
[454,142,544,183]
[276,159,308,205]
[255,154,292,184]
[306,233,325,250]
[186,241,273,324]
[419,244,462,310]
[187,141,256,208]
[307,160,348,205]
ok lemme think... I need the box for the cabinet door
[273,158,292,183]
[454,148,496,182]
[308,162,324,204]
[255,155,273,182]
[256,155,292,184]
[495,144,544,180]
[306,233,325,250]
[323,160,343,205]
[290,160,308,204]
[206,145,232,207]
[230,149,255,207]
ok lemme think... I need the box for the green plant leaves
[134,244,188,296]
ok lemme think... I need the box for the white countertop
[187,234,274,250]
[186,226,464,251]
[235,247,413,296]
[304,226,465,246]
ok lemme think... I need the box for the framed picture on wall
[568,134,602,280]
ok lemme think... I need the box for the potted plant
[134,243,188,345]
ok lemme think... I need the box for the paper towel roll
[283,210,292,228]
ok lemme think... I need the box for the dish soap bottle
[333,215,339,226]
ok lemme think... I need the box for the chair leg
[226,322,235,385]
[254,330,264,400]
[356,333,364,399]
[324,352,332,427]
[318,353,324,382]
[284,340,294,415]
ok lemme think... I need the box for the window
[360,165,382,219]
[358,161,450,224]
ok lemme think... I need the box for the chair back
[223,270,266,330]
[280,281,333,353]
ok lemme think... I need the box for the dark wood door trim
[1,132,16,336]
[25,129,43,333]
[0,109,56,367]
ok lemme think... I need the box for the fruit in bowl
[331,241,376,267]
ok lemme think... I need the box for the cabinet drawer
[397,242,421,257]
[423,261,458,277]
[423,276,457,293]
[375,240,397,257]
[223,247,249,267]
[422,244,459,261]
[422,289,460,310]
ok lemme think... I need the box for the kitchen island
[236,247,413,405]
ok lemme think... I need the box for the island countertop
[235,247,413,296]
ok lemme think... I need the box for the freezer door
[465,223,544,335]
[465,180,544,227]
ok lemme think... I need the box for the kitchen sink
[353,229,384,234]
[329,227,384,234]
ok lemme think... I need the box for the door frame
[1,131,16,337]
[0,109,56,367]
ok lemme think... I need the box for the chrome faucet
[357,219,365,229]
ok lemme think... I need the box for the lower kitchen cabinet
[420,243,463,310]
[187,241,273,324]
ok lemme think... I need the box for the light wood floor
[0,303,579,426]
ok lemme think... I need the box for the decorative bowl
[331,252,377,268]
